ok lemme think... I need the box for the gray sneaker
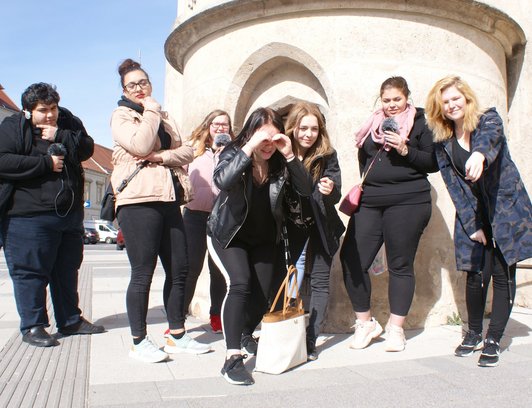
[164,333,212,354]
[129,336,169,363]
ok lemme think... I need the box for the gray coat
[435,108,532,272]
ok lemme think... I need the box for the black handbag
[100,161,148,221]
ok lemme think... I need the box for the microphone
[48,143,67,156]
[213,133,231,148]
[381,117,399,133]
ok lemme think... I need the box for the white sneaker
[349,318,383,349]
[129,336,169,363]
[384,323,406,352]
[164,333,212,354]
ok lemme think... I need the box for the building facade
[164,0,532,330]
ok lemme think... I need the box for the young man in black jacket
[0,83,104,347]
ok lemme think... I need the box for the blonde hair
[285,102,333,182]
[426,75,483,142]
[188,110,233,157]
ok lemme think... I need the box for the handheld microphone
[47,143,67,156]
[213,133,231,148]
[381,117,399,133]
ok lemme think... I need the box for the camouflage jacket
[435,108,532,272]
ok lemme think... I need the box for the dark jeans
[182,208,226,315]
[2,209,83,332]
[117,202,188,337]
[287,223,332,343]
[207,236,279,350]
[341,202,431,316]
[466,243,516,342]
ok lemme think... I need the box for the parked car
[116,228,125,251]
[84,228,99,245]
[84,220,118,244]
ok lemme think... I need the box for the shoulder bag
[254,225,307,375]
[338,145,384,216]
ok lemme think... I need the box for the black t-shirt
[235,180,276,245]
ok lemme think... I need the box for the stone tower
[164,0,532,330]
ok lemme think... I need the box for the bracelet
[285,155,295,162]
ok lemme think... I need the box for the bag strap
[115,160,149,194]
[267,225,303,314]
[360,144,385,185]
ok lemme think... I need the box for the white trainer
[384,323,406,352]
[349,318,383,349]
[129,336,169,363]
[164,333,212,355]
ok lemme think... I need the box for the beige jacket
[110,106,194,207]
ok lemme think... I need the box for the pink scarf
[355,104,417,149]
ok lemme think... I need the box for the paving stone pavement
[1,247,531,407]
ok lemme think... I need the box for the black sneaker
[454,330,482,357]
[221,354,254,385]
[307,339,318,361]
[241,334,258,356]
[478,338,500,367]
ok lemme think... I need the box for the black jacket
[207,146,312,248]
[0,108,94,216]
[307,150,345,256]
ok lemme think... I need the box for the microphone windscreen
[47,143,67,156]
[381,117,399,133]
[214,133,231,147]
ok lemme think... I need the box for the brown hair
[118,58,150,87]
[285,102,333,182]
[425,75,483,142]
[188,110,234,158]
[380,76,411,98]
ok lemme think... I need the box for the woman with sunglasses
[111,58,211,363]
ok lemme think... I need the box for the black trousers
[208,236,279,350]
[465,243,516,342]
[340,202,431,316]
[117,202,188,337]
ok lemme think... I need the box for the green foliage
[446,312,462,326]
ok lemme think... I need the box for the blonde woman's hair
[188,110,234,158]
[285,102,333,182]
[426,75,483,142]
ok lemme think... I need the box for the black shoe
[22,326,60,347]
[478,338,500,367]
[307,339,318,361]
[241,334,258,356]
[455,330,482,357]
[59,317,105,336]
[221,354,254,385]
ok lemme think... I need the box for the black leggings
[207,236,278,350]
[466,243,516,342]
[341,202,431,316]
[117,202,188,337]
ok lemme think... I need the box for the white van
[83,220,118,244]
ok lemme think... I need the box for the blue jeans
[2,209,83,332]
[183,208,226,315]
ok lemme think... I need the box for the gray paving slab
[1,248,532,408]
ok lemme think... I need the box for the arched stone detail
[165,0,526,101]
[227,43,331,128]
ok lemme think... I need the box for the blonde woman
[426,75,532,367]
[284,102,344,360]
[181,110,234,333]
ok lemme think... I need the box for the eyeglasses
[210,122,230,129]
[124,79,150,92]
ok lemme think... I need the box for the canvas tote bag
[254,263,307,375]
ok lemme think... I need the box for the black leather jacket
[207,146,312,248]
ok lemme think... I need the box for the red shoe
[210,314,222,333]
[163,328,170,338]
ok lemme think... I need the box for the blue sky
[0,1,177,148]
